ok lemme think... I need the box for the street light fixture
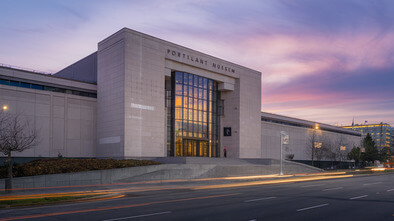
[2,105,7,111]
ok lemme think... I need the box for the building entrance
[178,139,209,157]
[168,71,220,157]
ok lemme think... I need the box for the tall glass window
[169,71,219,157]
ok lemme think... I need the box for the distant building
[343,123,392,149]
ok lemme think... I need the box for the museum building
[0,28,361,161]
[0,28,261,159]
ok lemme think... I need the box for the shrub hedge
[0,158,161,178]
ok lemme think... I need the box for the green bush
[0,158,161,178]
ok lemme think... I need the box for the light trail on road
[0,193,238,221]
[0,173,354,202]
[193,175,354,190]
[0,171,351,192]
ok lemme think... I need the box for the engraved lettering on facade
[167,49,236,74]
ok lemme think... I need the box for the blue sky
[1,0,393,126]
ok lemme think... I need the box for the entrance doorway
[179,139,209,157]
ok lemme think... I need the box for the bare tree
[315,140,327,163]
[323,138,338,168]
[0,112,38,191]
[335,135,349,168]
[306,128,323,167]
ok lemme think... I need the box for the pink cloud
[230,31,394,85]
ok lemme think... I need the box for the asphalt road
[0,173,393,221]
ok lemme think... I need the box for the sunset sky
[1,0,393,126]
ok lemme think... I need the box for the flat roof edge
[0,65,97,86]
[98,28,261,75]
[261,111,361,136]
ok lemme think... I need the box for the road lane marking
[245,197,277,202]
[363,182,382,186]
[0,193,238,221]
[349,195,368,200]
[322,187,343,191]
[297,203,329,211]
[103,211,171,221]
[387,189,394,192]
[301,184,326,188]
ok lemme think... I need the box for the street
[0,173,393,221]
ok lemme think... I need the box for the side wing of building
[0,66,97,157]
[261,112,362,161]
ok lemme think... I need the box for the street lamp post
[360,147,365,168]
[280,131,288,176]
[312,123,320,167]
[1,105,10,190]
